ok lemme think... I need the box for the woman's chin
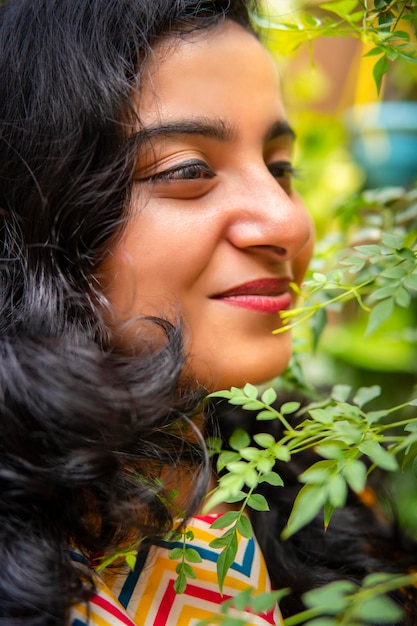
[191,347,292,392]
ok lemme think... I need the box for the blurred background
[258,0,417,534]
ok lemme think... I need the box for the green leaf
[313,272,327,283]
[359,440,399,471]
[354,244,382,256]
[395,285,411,308]
[363,46,384,57]
[247,493,270,511]
[280,401,301,415]
[282,484,327,538]
[229,429,251,451]
[209,535,234,550]
[316,441,346,460]
[125,552,137,571]
[237,514,253,539]
[319,0,358,18]
[260,471,284,486]
[351,595,404,623]
[256,456,275,474]
[204,488,237,513]
[366,297,394,335]
[300,459,334,484]
[229,397,250,406]
[207,390,234,400]
[272,444,291,462]
[353,385,381,408]
[363,572,399,587]
[217,451,241,470]
[381,232,404,249]
[328,474,348,508]
[181,562,197,578]
[217,533,238,593]
[184,548,203,563]
[373,54,389,94]
[369,285,397,301]
[256,410,277,421]
[309,408,334,424]
[240,446,262,461]
[331,384,352,402]
[261,387,277,405]
[242,401,264,411]
[224,492,246,503]
[343,459,367,492]
[380,265,407,279]
[210,511,240,530]
[174,571,187,594]
[405,273,417,290]
[243,382,258,399]
[253,433,276,448]
[169,547,184,561]
[367,409,389,423]
[250,590,281,612]
[323,501,335,529]
[232,587,253,610]
[302,580,356,612]
[340,254,366,266]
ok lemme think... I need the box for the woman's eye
[141,160,215,184]
[267,160,297,184]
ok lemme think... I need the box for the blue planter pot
[345,102,417,188]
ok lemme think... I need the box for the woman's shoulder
[69,515,282,626]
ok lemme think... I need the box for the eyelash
[139,159,298,184]
[142,160,215,183]
[268,161,298,181]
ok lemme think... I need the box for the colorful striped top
[70,514,282,626]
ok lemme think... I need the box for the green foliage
[166,527,203,594]
[195,587,289,626]
[276,186,417,345]
[210,383,417,545]
[200,178,417,620]
[255,0,417,93]
[284,572,417,625]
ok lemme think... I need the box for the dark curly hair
[0,1,256,624]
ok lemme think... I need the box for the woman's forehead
[135,21,286,141]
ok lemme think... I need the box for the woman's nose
[225,166,313,263]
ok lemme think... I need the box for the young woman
[0,1,415,625]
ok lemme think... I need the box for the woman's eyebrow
[264,120,296,143]
[133,117,238,144]
[133,117,295,146]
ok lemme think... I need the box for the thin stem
[283,606,322,626]
[277,278,375,333]
[380,415,417,431]
[259,405,296,432]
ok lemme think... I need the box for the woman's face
[99,21,314,391]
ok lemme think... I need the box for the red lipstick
[212,279,292,314]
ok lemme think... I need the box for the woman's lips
[211,278,293,314]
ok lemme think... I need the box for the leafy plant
[194,573,417,626]
[209,383,417,543]
[255,0,417,93]
[166,527,203,594]
[277,186,417,347]
[196,587,289,626]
